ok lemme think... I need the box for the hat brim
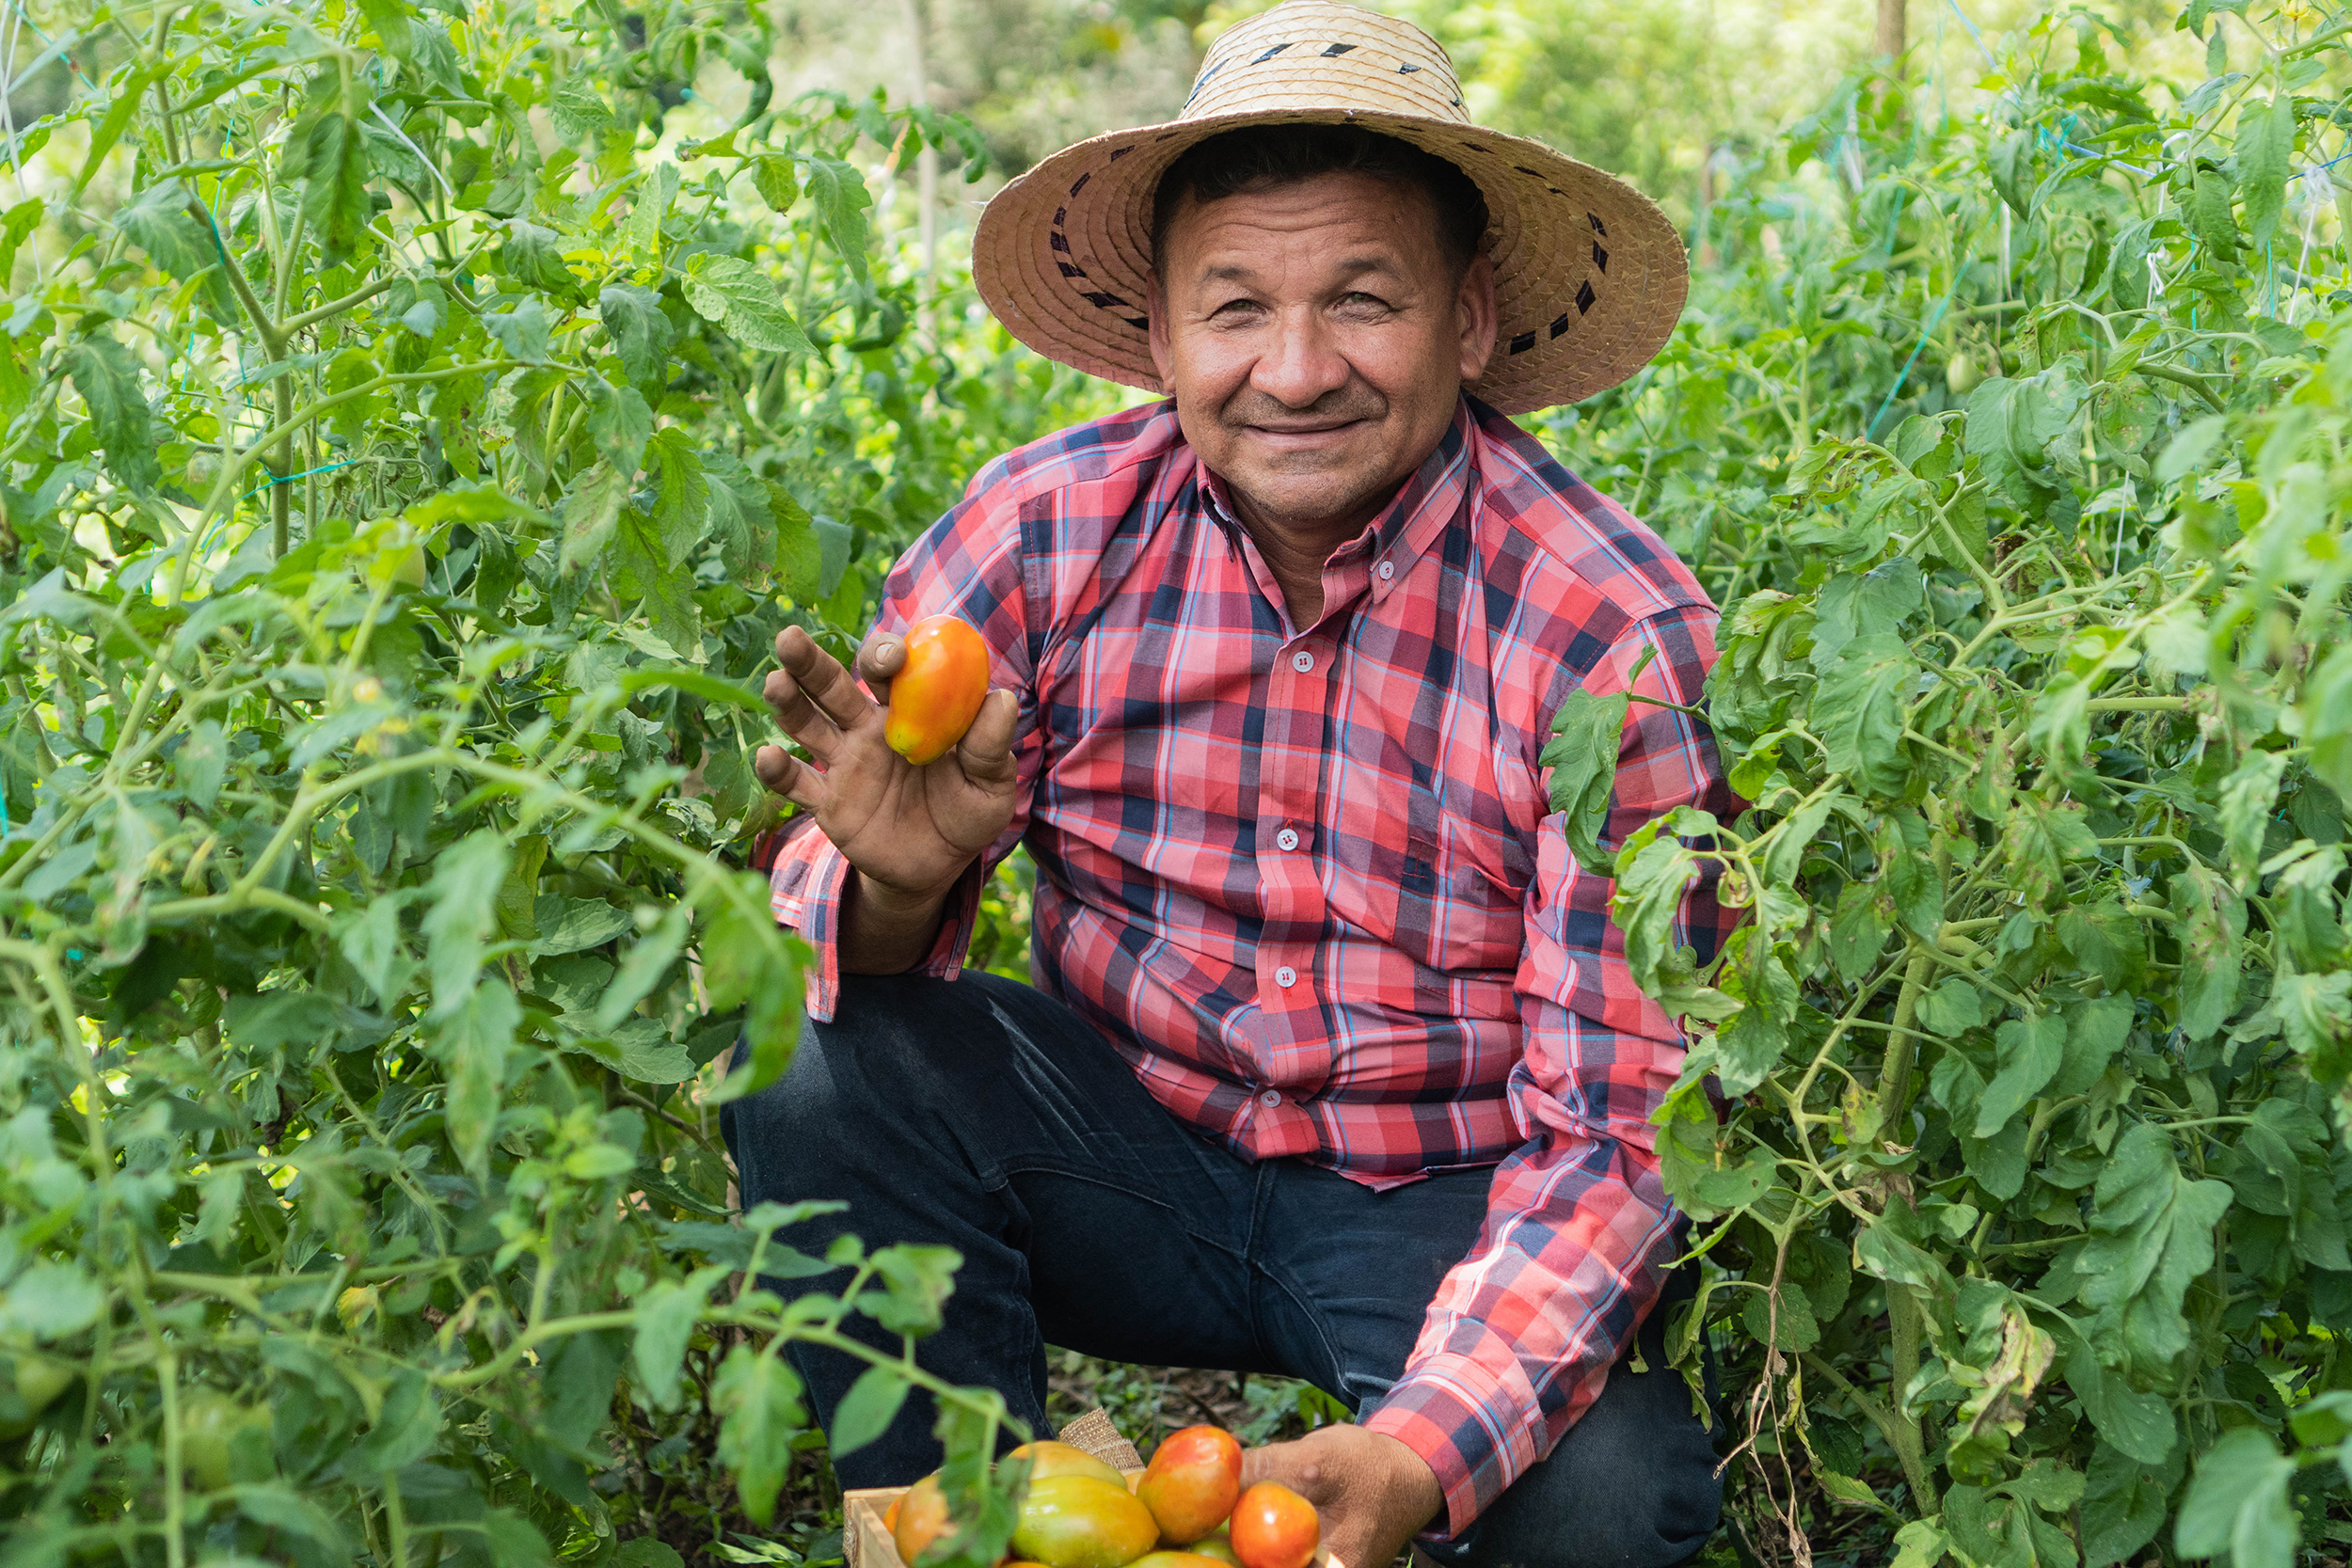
[972,107,1689,417]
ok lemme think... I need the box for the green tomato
[0,1353,74,1439]
[176,1391,265,1491]
[1946,351,1980,396]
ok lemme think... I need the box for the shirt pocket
[1395,809,1531,975]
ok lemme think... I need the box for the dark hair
[1149,123,1491,278]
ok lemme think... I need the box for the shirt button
[1378,561,1395,580]
[1275,828,1300,852]
[1274,965,1297,988]
[1292,650,1314,673]
[1260,1090,1282,1108]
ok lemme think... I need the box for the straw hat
[971,0,1689,417]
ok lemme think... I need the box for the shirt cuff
[1360,1346,1539,1538]
[767,821,986,1021]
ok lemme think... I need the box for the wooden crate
[846,1474,1345,1568]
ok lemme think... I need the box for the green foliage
[1540,6,2352,1563]
[0,0,1114,1560]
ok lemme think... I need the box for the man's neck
[1225,489,1393,631]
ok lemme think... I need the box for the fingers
[754,745,828,812]
[954,689,1020,784]
[774,626,880,736]
[854,630,907,707]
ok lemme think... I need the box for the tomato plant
[0,0,1122,1560]
[1540,5,2352,1564]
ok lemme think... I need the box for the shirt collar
[1192,398,1477,599]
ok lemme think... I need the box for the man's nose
[1250,307,1351,410]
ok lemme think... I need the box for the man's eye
[1337,293,1391,313]
[1209,298,1264,320]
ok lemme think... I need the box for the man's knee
[1435,1365,1722,1568]
[723,972,1017,1201]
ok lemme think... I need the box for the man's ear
[1455,252,1499,385]
[1146,270,1174,389]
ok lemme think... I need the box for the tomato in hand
[1137,1425,1243,1544]
[1228,1482,1318,1568]
[884,615,993,766]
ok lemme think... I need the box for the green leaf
[421,832,513,1013]
[1811,557,1923,666]
[355,0,413,55]
[586,381,655,476]
[628,163,681,255]
[1974,1014,2066,1137]
[830,1363,912,1456]
[2081,1439,2177,1568]
[284,103,374,266]
[2176,1428,2296,1566]
[0,1260,104,1340]
[2192,161,2240,260]
[433,977,518,1175]
[2174,862,2247,1039]
[485,296,553,362]
[773,483,823,602]
[115,181,233,317]
[1809,633,1915,798]
[634,1266,724,1409]
[803,155,873,284]
[1540,686,1630,875]
[550,78,613,143]
[863,1243,962,1336]
[503,220,578,294]
[2218,749,2287,882]
[561,462,632,574]
[2236,93,2295,252]
[596,905,691,1031]
[64,333,159,493]
[530,895,633,956]
[713,1345,808,1527]
[682,255,814,353]
[600,283,676,387]
[753,154,801,213]
[2076,1123,2235,1371]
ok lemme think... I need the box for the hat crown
[1180,1,1470,126]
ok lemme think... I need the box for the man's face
[1148,170,1498,540]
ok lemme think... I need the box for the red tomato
[884,616,992,766]
[1137,1425,1243,1544]
[1227,1483,1318,1568]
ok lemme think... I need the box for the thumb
[955,689,1019,784]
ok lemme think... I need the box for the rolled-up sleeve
[1362,609,1742,1533]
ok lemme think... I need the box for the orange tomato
[883,1496,905,1533]
[1137,1426,1243,1544]
[894,1474,956,1563]
[1228,1483,1318,1568]
[884,615,992,766]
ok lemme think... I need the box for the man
[725,6,1740,1566]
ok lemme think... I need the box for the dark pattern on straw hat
[972,0,1688,416]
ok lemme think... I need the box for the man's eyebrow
[1194,254,1409,284]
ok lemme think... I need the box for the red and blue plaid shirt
[764,397,1739,1531]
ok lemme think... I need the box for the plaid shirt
[763,397,1739,1532]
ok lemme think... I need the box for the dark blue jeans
[722,970,1722,1568]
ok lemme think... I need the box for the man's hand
[1242,1426,1442,1568]
[755,624,1019,902]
